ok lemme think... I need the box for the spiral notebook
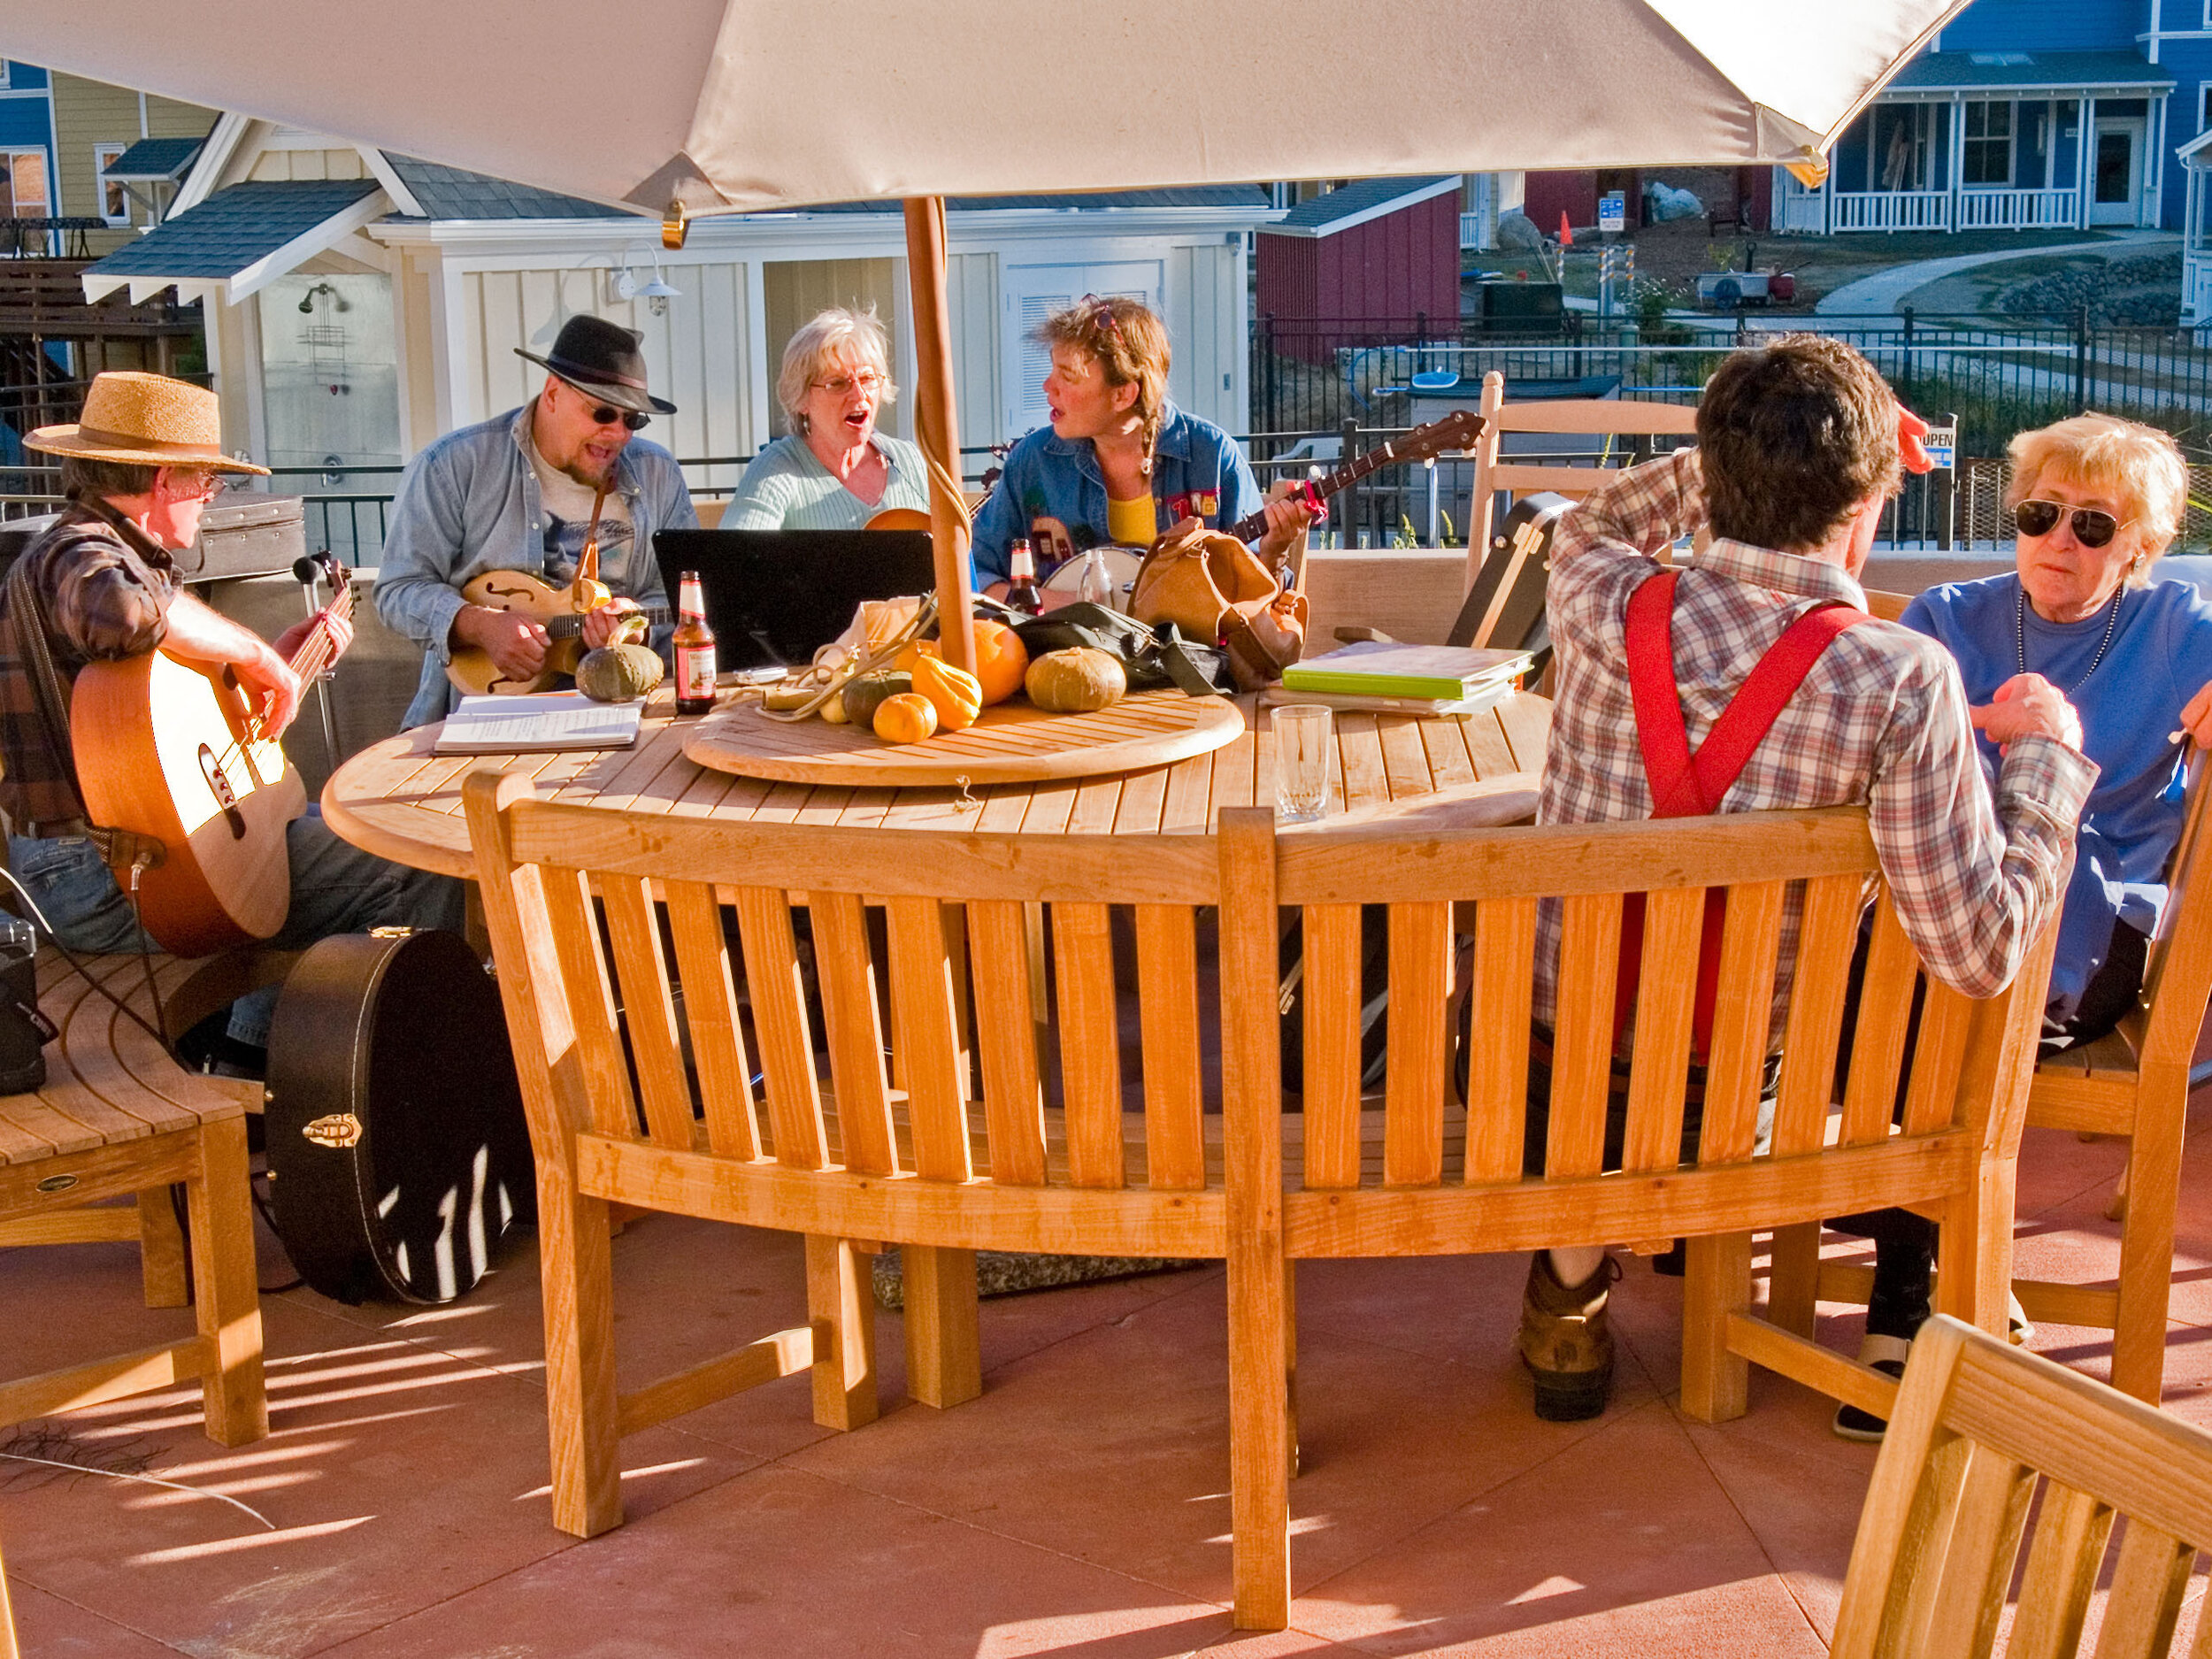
[433,692,643,755]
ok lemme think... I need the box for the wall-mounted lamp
[611,250,682,317]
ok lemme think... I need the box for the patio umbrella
[12,0,1966,668]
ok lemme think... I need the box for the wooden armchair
[1463,369,1699,593]
[1217,803,2058,1627]
[1833,1314,2212,1657]
[462,765,1230,1543]
[0,952,265,1446]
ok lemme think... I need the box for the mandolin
[71,555,353,956]
[444,569,672,695]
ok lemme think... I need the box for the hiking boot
[1519,1252,1621,1422]
[1832,1333,1913,1441]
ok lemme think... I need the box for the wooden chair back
[1215,803,2057,1626]
[1832,1314,2212,1659]
[1464,369,1698,593]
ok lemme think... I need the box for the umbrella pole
[903,196,978,676]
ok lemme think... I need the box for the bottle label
[676,643,717,701]
[1010,546,1036,580]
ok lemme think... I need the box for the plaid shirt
[0,503,174,834]
[1534,449,2096,1042]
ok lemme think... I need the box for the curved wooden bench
[0,950,268,1445]
[463,768,2055,1632]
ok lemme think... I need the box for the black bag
[266,928,535,1304]
[1010,603,1234,696]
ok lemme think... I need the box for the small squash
[574,641,666,703]
[872,692,939,744]
[840,671,911,730]
[1025,647,1125,713]
[819,689,851,724]
[909,653,983,732]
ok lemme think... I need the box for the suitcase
[185,494,308,582]
[265,928,535,1303]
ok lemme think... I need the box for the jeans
[10,809,465,1046]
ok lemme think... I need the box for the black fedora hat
[515,314,676,416]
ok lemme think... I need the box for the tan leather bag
[1131,523,1307,689]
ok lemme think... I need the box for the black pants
[1841,918,2150,1337]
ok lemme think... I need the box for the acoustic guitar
[71,556,352,957]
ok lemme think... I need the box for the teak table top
[321,686,1554,878]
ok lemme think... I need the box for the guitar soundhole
[197,743,248,840]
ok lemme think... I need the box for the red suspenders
[1615,569,1869,1056]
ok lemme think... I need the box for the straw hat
[26,372,270,474]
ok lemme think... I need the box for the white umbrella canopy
[12,0,1960,214]
[8,0,1964,674]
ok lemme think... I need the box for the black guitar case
[265,928,535,1304]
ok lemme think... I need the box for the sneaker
[1519,1252,1621,1422]
[1832,1333,1913,1441]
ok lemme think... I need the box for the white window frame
[0,63,13,92]
[1962,99,2017,188]
[93,142,130,226]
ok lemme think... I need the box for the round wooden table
[321,687,1553,878]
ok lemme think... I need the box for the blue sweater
[1903,574,2212,1015]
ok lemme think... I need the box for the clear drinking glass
[1271,703,1333,824]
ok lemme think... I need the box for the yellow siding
[48,74,215,257]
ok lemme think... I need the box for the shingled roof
[86,179,382,279]
[383,155,625,220]
[101,136,205,182]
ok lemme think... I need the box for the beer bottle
[672,570,718,715]
[1005,539,1043,617]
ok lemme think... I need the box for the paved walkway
[7,1087,2212,1655]
[1815,230,2171,316]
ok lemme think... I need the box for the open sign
[1921,422,1957,471]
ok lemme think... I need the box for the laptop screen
[652,527,938,670]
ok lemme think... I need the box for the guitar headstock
[1398,410,1487,463]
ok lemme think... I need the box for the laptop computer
[652,528,938,670]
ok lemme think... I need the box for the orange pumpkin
[969,621,1029,704]
[872,693,939,744]
[909,653,982,731]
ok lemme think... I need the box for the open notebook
[433,692,643,755]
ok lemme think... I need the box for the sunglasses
[557,377,651,431]
[1079,292,1128,356]
[168,472,232,503]
[813,372,884,398]
[2015,498,2130,549]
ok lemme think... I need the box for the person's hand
[233,642,303,736]
[2178,680,2212,749]
[456,603,549,681]
[1970,672,2083,756]
[273,606,352,665]
[1899,407,1935,475]
[1254,481,1316,565]
[580,595,644,649]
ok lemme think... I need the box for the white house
[82,117,1281,514]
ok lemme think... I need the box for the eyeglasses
[2014,498,2131,549]
[812,372,884,398]
[168,472,231,503]
[557,378,650,431]
[1080,292,1127,357]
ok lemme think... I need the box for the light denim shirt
[375,405,698,728]
[967,403,1266,587]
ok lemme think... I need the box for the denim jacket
[375,405,698,728]
[968,403,1264,587]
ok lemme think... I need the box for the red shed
[1256,175,1463,365]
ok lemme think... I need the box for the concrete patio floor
[6,1099,2212,1658]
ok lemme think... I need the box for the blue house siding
[1939,0,2143,53]
[0,61,58,217]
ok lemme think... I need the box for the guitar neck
[1227,429,1454,543]
[545,603,672,641]
[287,582,355,686]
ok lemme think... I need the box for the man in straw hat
[376,314,695,727]
[0,371,461,1067]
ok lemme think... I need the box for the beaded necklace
[2015,583,2122,693]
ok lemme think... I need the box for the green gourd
[1024,648,1125,713]
[574,642,666,702]
[839,671,912,730]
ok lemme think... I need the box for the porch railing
[1778,190,1826,234]
[1829,190,1952,233]
[1957,188,2080,230]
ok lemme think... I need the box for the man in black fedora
[376,314,697,726]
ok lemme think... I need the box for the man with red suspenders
[1512,335,2095,1422]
